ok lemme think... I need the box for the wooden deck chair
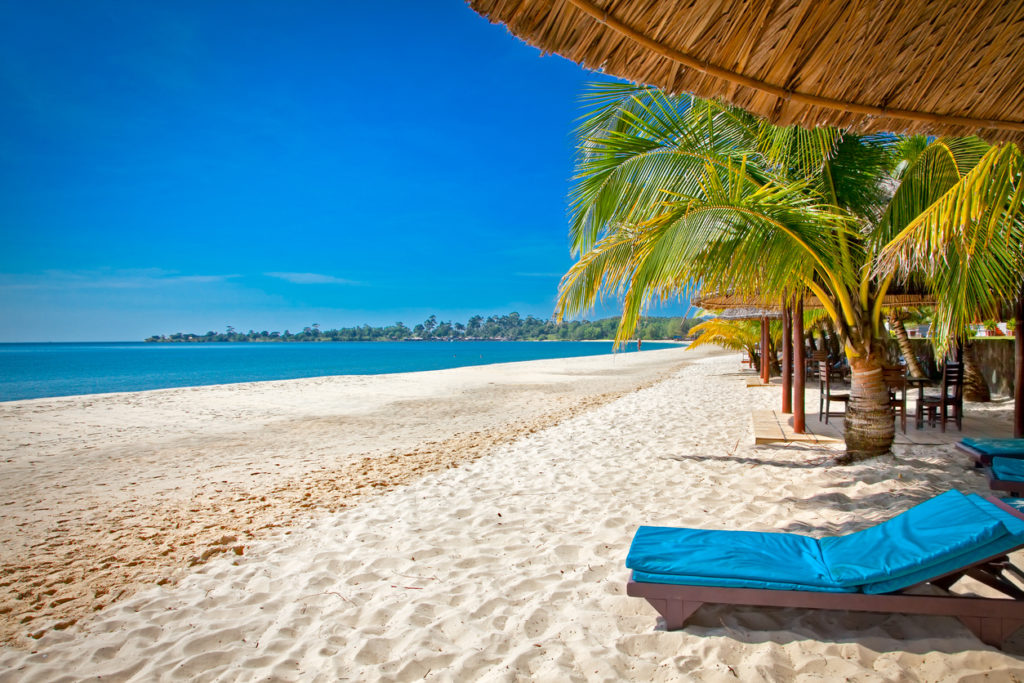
[922,362,964,432]
[626,492,1024,649]
[818,360,849,424]
[883,367,908,434]
[986,458,1024,497]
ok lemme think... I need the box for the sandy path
[3,352,1022,681]
[0,346,710,648]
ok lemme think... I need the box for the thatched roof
[469,0,1024,145]
[712,307,781,321]
[693,292,936,311]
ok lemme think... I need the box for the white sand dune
[2,352,1023,680]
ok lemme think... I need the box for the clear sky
[0,1,692,341]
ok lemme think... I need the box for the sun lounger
[956,438,1024,467]
[985,457,1024,497]
[625,491,1024,648]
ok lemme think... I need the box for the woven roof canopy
[712,307,781,321]
[693,293,937,311]
[469,0,1024,145]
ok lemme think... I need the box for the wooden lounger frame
[626,497,1024,648]
[954,442,1024,496]
[954,440,1024,468]
[955,440,990,467]
[985,467,1024,497]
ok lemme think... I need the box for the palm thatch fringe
[692,292,936,311]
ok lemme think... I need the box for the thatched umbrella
[697,296,806,427]
[694,291,939,431]
[711,307,781,321]
[710,307,781,384]
[692,293,936,311]
[469,0,1024,145]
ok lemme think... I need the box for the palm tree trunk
[747,344,760,373]
[822,319,842,359]
[887,312,927,378]
[838,352,895,463]
[963,341,991,402]
[815,329,828,354]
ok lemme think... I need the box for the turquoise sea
[0,341,683,402]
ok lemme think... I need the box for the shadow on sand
[649,605,1024,657]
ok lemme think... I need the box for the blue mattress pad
[962,438,1024,457]
[627,491,1024,594]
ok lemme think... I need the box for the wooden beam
[793,296,805,433]
[1016,287,1024,439]
[761,315,770,384]
[782,299,792,413]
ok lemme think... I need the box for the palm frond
[874,137,992,248]
[876,143,1024,351]
[687,318,760,353]
[579,161,856,345]
[569,85,766,254]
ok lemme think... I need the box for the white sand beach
[0,346,697,649]
[2,349,1024,680]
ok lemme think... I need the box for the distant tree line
[145,313,704,343]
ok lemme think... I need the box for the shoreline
[0,344,715,648]
[0,340,687,405]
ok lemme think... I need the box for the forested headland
[145,313,703,343]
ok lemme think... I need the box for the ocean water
[0,341,683,402]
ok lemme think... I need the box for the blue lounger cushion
[993,457,1024,482]
[628,491,1024,594]
[626,527,839,590]
[819,490,1008,590]
[962,438,1024,457]
[1002,498,1024,515]
[865,495,1024,594]
[629,569,855,593]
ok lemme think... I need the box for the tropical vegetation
[687,319,770,372]
[556,83,1024,461]
[146,313,704,343]
[689,308,831,376]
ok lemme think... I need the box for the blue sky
[0,1,693,341]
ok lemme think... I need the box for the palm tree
[962,341,992,403]
[557,84,1024,462]
[886,309,927,379]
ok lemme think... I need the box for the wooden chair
[818,360,849,424]
[811,350,847,383]
[809,350,826,378]
[922,362,964,432]
[882,367,908,434]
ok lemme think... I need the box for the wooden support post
[782,299,792,413]
[793,296,805,433]
[1016,287,1024,439]
[760,315,770,384]
[759,315,765,382]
